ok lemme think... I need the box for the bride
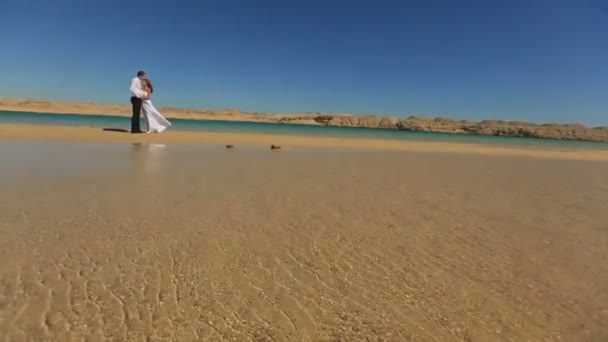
[142,79,172,133]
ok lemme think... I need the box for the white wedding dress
[142,99,172,133]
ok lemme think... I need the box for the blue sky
[0,0,607,125]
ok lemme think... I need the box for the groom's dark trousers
[130,96,142,133]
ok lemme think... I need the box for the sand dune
[0,98,302,122]
[0,142,607,341]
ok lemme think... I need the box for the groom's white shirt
[129,77,148,98]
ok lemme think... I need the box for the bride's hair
[145,79,154,94]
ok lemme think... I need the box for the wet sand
[2,124,608,162]
[0,138,607,341]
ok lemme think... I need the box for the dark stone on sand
[270,145,281,150]
[226,145,234,149]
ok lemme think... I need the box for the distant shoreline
[1,98,607,142]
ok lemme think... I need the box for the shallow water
[0,141,607,340]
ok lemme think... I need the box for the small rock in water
[270,145,281,150]
[226,145,235,149]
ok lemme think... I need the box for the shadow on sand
[103,128,130,133]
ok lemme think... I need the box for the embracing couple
[129,71,172,134]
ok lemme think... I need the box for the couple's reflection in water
[130,143,168,184]
[124,143,170,214]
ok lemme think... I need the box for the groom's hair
[137,70,146,77]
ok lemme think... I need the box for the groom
[129,70,149,133]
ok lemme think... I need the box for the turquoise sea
[1,110,607,150]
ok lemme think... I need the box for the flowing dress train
[142,100,172,133]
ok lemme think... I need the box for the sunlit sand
[0,129,607,340]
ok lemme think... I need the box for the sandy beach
[1,125,607,341]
